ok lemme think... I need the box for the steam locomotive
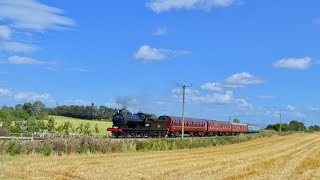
[107,111,261,138]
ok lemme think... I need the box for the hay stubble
[1,133,320,179]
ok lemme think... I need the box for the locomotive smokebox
[112,112,145,128]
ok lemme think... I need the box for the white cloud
[256,95,276,99]
[201,72,263,92]
[8,55,45,65]
[225,72,264,87]
[147,0,237,13]
[0,25,11,40]
[312,18,320,25]
[0,0,74,31]
[134,45,166,61]
[133,45,190,63]
[204,91,233,104]
[153,27,167,36]
[14,92,52,102]
[286,105,295,111]
[172,87,247,105]
[66,67,89,73]
[308,106,319,112]
[273,57,313,70]
[0,41,36,52]
[201,82,223,91]
[0,88,11,96]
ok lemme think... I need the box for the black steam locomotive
[108,111,169,138]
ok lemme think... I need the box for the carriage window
[179,121,181,125]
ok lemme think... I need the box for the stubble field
[1,133,320,179]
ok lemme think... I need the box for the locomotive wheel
[140,132,145,138]
[123,132,128,138]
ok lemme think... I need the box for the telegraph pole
[177,84,192,138]
[279,113,282,132]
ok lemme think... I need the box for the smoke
[116,97,140,107]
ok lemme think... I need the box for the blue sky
[0,0,320,127]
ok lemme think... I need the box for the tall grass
[0,131,283,156]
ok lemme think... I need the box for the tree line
[48,103,125,120]
[265,120,308,132]
[0,101,130,136]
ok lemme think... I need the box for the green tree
[15,104,23,111]
[47,117,55,132]
[63,121,73,135]
[83,123,91,135]
[23,102,33,115]
[289,120,305,131]
[233,118,240,123]
[13,110,29,121]
[0,109,16,128]
[55,124,64,134]
[94,123,100,134]
[309,125,320,131]
[77,123,84,134]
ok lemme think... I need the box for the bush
[0,127,9,136]
[7,141,21,156]
[0,132,288,156]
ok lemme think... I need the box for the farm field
[51,116,113,135]
[1,133,320,179]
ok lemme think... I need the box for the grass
[0,131,276,156]
[0,155,19,163]
[50,116,113,135]
[1,133,320,179]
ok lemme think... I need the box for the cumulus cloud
[201,72,264,92]
[14,92,53,102]
[312,18,320,25]
[308,106,319,112]
[8,55,45,65]
[256,95,276,99]
[153,27,167,36]
[0,0,74,31]
[66,67,89,73]
[225,72,264,87]
[201,82,223,91]
[0,41,36,53]
[172,87,250,107]
[146,0,237,13]
[273,57,313,70]
[133,45,190,63]
[0,25,11,40]
[0,88,11,96]
[286,105,295,111]
[203,91,234,104]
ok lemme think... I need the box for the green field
[50,116,113,135]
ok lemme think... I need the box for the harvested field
[1,133,320,179]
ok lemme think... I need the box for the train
[107,111,261,138]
